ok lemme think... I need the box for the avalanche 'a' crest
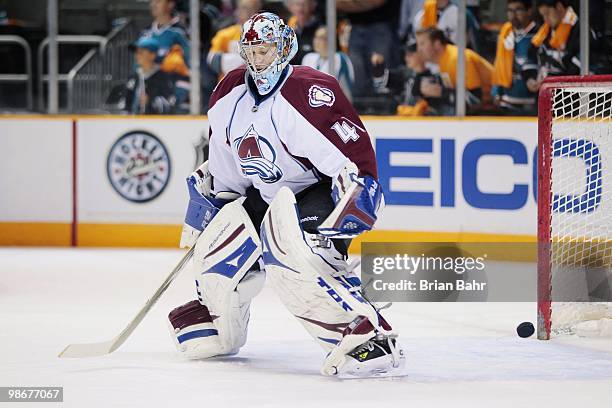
[234,125,283,183]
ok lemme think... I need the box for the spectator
[491,0,539,114]
[199,0,223,112]
[397,42,454,116]
[122,37,188,114]
[416,27,493,110]
[467,0,481,21]
[531,0,592,85]
[161,44,190,77]
[302,25,355,100]
[174,0,189,25]
[337,0,401,97]
[587,0,608,73]
[399,0,424,44]
[207,0,261,77]
[286,0,321,64]
[141,0,191,75]
[413,0,480,52]
[199,1,223,47]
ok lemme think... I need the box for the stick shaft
[109,245,196,352]
[59,245,196,357]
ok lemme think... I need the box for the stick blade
[58,339,117,358]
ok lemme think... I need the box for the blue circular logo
[107,131,171,203]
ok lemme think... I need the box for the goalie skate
[340,335,405,379]
[322,316,406,379]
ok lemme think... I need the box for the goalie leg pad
[260,187,387,350]
[193,200,264,355]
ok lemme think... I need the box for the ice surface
[1,248,612,408]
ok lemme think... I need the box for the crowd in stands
[119,0,192,114]
[121,0,609,116]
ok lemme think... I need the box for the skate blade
[336,356,408,379]
[337,365,408,379]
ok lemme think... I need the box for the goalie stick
[58,245,196,358]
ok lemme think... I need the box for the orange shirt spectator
[207,0,261,77]
[416,27,492,107]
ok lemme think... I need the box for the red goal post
[537,75,612,340]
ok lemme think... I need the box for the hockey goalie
[167,12,405,378]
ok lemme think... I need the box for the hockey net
[538,75,612,340]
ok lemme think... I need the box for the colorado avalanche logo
[234,125,283,183]
[308,85,335,108]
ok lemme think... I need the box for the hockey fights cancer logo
[106,131,171,203]
[234,125,283,183]
[308,85,335,108]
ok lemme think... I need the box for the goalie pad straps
[260,187,391,351]
[194,200,264,354]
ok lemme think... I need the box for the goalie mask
[239,12,298,95]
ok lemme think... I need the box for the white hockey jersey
[207,65,377,203]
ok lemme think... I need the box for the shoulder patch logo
[308,85,335,108]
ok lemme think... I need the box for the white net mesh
[549,85,612,336]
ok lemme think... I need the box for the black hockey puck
[516,321,535,338]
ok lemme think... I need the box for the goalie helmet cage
[537,74,612,340]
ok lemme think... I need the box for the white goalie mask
[239,12,298,95]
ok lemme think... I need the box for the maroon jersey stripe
[280,66,378,178]
[208,68,247,110]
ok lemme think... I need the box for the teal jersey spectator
[123,68,177,114]
[492,22,539,114]
[122,36,189,115]
[140,16,190,66]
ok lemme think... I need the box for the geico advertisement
[377,137,538,208]
[370,119,607,235]
[366,120,539,235]
[77,119,209,224]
